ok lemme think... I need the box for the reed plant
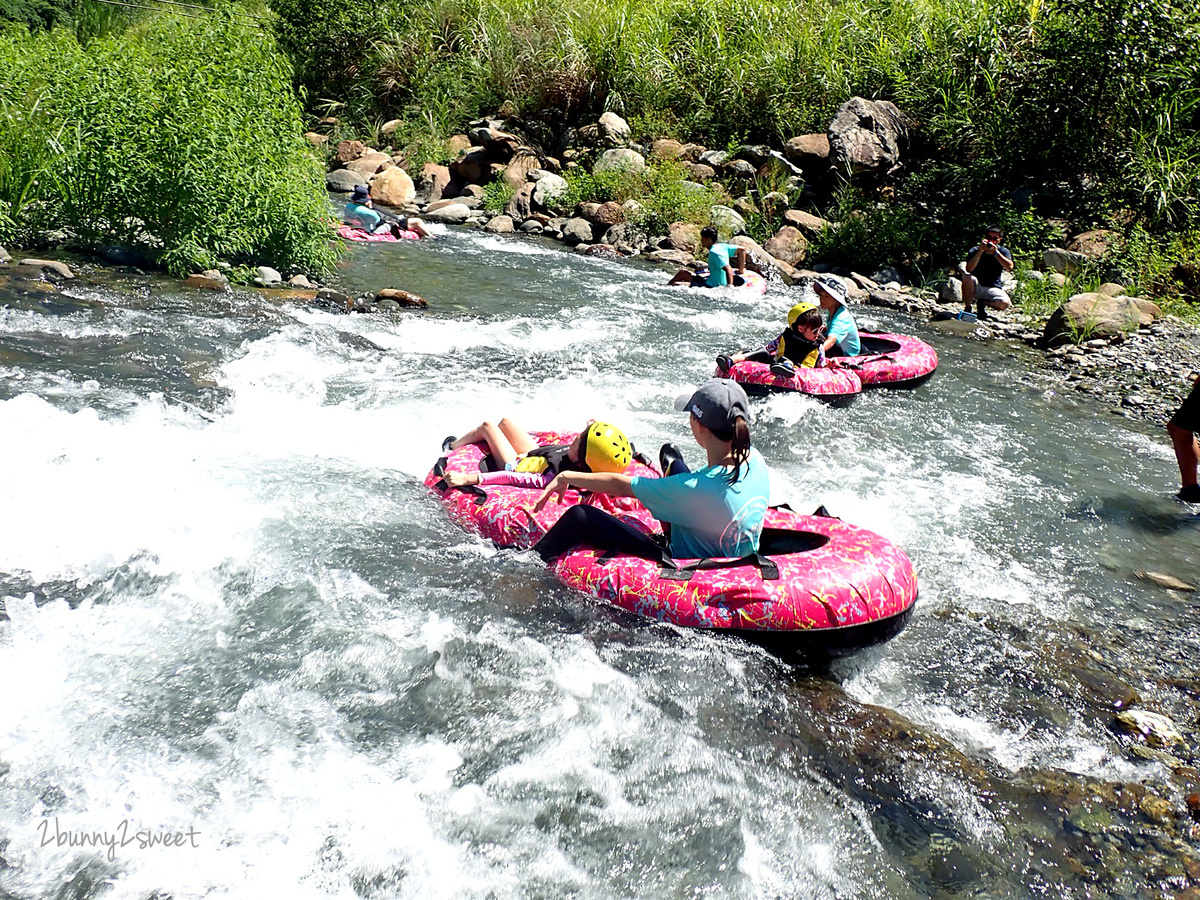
[0,13,339,275]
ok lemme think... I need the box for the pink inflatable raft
[336,224,421,242]
[426,431,918,658]
[719,331,938,404]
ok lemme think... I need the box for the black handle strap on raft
[837,353,893,371]
[431,456,488,504]
[658,551,780,582]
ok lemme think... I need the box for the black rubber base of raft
[727,603,916,663]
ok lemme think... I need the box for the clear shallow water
[1,229,1197,899]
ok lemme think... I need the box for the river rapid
[1,226,1198,899]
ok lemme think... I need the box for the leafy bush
[481,178,515,214]
[0,14,339,276]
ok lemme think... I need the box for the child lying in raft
[441,418,633,488]
[716,300,827,379]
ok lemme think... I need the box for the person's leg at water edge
[1168,376,1200,502]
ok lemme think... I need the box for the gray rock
[289,274,315,288]
[828,97,912,176]
[326,169,362,193]
[598,111,631,146]
[593,148,645,176]
[532,173,568,211]
[711,205,745,235]
[870,266,905,285]
[504,183,535,220]
[424,203,472,223]
[698,149,729,167]
[561,217,597,245]
[19,258,75,279]
[725,159,758,178]
[1043,293,1161,345]
[484,215,515,234]
[0,246,11,265]
[1042,247,1088,276]
[519,220,544,234]
[255,266,282,285]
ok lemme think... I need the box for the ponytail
[712,415,752,485]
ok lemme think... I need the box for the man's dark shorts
[1169,379,1200,433]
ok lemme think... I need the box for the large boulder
[784,134,830,169]
[593,201,625,226]
[414,164,451,204]
[502,152,541,189]
[729,235,795,284]
[446,134,472,157]
[345,150,391,179]
[663,222,701,254]
[370,167,415,206]
[505,183,535,221]
[1043,292,1161,345]
[484,215,515,234]
[783,209,831,236]
[757,154,801,182]
[647,248,695,267]
[827,97,912,176]
[449,148,491,186]
[594,148,646,176]
[468,127,520,161]
[651,139,685,160]
[763,226,809,267]
[711,205,745,235]
[1066,229,1122,259]
[334,140,366,165]
[561,217,597,245]
[725,159,758,179]
[532,173,569,211]
[1042,247,1089,276]
[423,203,472,224]
[326,169,361,193]
[598,112,631,147]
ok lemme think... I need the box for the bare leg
[1168,422,1199,488]
[408,218,431,239]
[961,273,976,310]
[449,417,539,467]
[668,268,694,285]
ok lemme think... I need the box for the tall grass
[0,13,339,275]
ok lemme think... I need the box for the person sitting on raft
[344,185,431,239]
[441,418,633,489]
[531,379,770,563]
[716,300,827,379]
[812,274,860,357]
[667,226,748,289]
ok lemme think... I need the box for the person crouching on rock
[441,419,633,490]
[959,224,1013,319]
[668,226,748,288]
[531,379,770,563]
[813,275,861,357]
[716,300,827,380]
[1167,374,1200,503]
[344,185,431,239]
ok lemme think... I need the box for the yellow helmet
[583,421,633,473]
[787,301,818,326]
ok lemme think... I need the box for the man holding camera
[961,225,1014,319]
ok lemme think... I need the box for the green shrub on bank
[0,14,339,276]
[557,162,723,232]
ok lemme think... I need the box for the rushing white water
[1,226,1196,898]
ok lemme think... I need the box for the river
[1,225,1198,899]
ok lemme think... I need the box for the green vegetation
[556,162,725,233]
[0,12,339,275]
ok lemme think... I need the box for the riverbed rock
[468,127,520,161]
[184,270,228,291]
[764,226,809,267]
[664,222,701,254]
[651,139,685,160]
[18,258,75,279]
[375,288,427,308]
[414,164,451,204]
[1067,229,1121,259]
[254,266,282,286]
[561,217,596,245]
[1042,247,1089,276]
[532,173,568,211]
[730,235,795,284]
[828,97,912,176]
[784,133,831,169]
[326,169,361,193]
[594,148,645,176]
[334,140,366,165]
[758,153,802,183]
[784,209,832,236]
[502,152,541,189]
[685,162,716,182]
[1136,570,1195,592]
[647,248,695,267]
[593,201,625,226]
[725,159,758,179]
[345,150,390,179]
[449,148,492,186]
[711,205,745,235]
[501,183,533,221]
[1115,709,1185,748]
[370,167,415,206]
[1043,293,1160,345]
[598,112,631,146]
[288,274,315,288]
[484,215,515,234]
[304,132,328,148]
[424,203,472,224]
[0,246,10,265]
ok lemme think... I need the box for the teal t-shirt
[345,201,382,231]
[705,243,740,287]
[630,448,770,559]
[827,305,861,356]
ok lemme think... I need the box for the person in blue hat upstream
[531,379,771,562]
[344,184,431,238]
